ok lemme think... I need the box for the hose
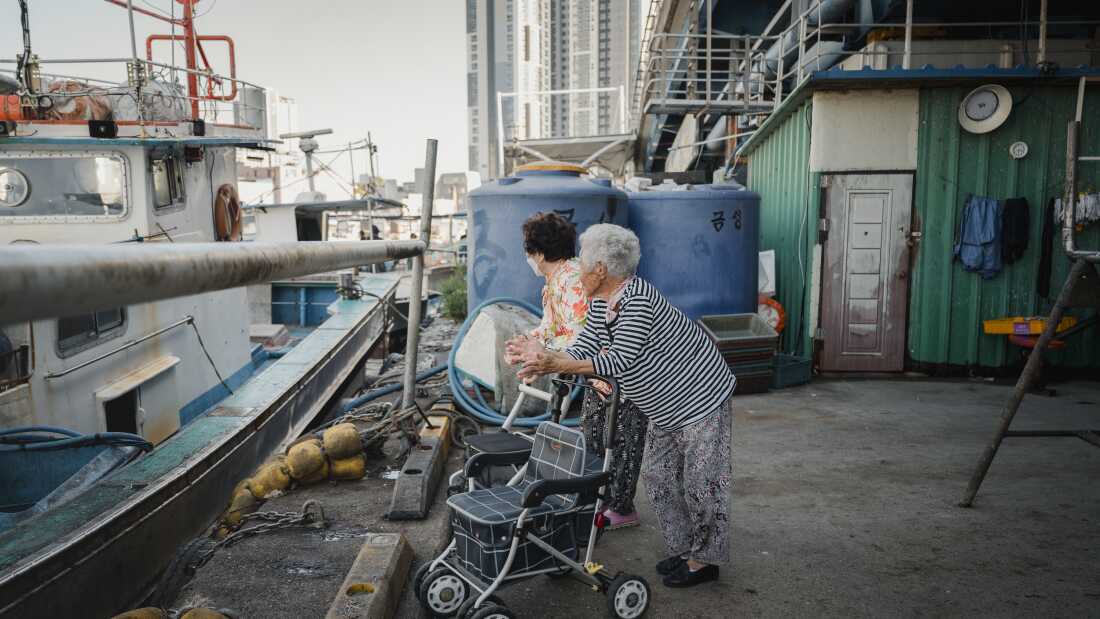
[447,297,581,428]
[341,363,449,412]
[0,428,153,452]
[0,425,81,438]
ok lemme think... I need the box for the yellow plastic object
[286,438,325,480]
[224,480,258,526]
[329,453,367,480]
[111,609,167,619]
[298,457,331,485]
[180,609,229,619]
[515,161,589,174]
[982,316,1077,335]
[248,456,292,499]
[323,423,363,460]
[345,582,376,596]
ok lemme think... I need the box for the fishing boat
[0,2,421,615]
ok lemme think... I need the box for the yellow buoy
[249,456,292,499]
[286,438,325,480]
[180,609,230,619]
[322,423,362,460]
[297,456,331,485]
[329,453,367,480]
[110,608,167,619]
[223,480,259,526]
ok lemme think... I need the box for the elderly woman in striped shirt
[516,223,735,589]
[505,212,647,530]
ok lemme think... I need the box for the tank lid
[515,161,588,176]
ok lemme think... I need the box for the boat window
[151,155,184,209]
[57,307,125,354]
[241,210,258,240]
[0,154,127,219]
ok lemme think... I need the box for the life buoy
[213,183,242,241]
[758,297,787,333]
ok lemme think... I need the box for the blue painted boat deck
[0,273,401,577]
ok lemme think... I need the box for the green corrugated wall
[747,101,818,356]
[910,85,1100,369]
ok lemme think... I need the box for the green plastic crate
[771,354,812,389]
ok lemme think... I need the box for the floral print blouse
[530,258,589,350]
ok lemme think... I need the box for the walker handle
[556,374,620,448]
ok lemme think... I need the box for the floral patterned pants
[641,395,732,566]
[580,391,648,514]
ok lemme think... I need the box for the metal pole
[705,0,712,105]
[959,258,1090,507]
[496,91,506,178]
[401,139,438,411]
[305,151,316,193]
[618,85,627,133]
[903,0,914,70]
[125,0,139,60]
[348,142,356,199]
[1038,0,1048,64]
[0,241,424,325]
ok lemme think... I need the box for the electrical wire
[245,148,349,205]
[189,320,233,396]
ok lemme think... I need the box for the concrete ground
[452,379,1100,618]
[173,452,456,619]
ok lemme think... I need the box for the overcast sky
[2,0,468,198]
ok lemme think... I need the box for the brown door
[820,173,913,372]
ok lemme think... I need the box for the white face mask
[526,254,542,276]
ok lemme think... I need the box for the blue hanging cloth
[954,195,1003,280]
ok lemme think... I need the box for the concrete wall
[809,89,919,172]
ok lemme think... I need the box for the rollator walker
[416,375,651,619]
[449,375,577,493]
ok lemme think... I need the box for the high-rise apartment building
[467,0,643,178]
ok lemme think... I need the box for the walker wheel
[466,603,515,619]
[419,567,468,617]
[607,573,650,619]
[457,595,504,619]
[412,562,433,604]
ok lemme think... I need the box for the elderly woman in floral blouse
[505,212,647,530]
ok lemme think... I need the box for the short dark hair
[522,212,576,262]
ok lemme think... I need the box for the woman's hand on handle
[517,350,595,382]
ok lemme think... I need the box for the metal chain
[191,500,327,571]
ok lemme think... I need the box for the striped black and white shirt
[565,277,735,431]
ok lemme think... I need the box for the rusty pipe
[0,240,424,324]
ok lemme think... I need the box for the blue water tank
[628,184,760,319]
[467,163,628,312]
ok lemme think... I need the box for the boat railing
[1,0,269,139]
[0,56,269,138]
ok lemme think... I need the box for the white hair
[578,224,641,278]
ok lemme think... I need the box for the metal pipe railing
[0,240,425,325]
[634,4,1098,122]
[44,315,193,380]
[401,140,438,412]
